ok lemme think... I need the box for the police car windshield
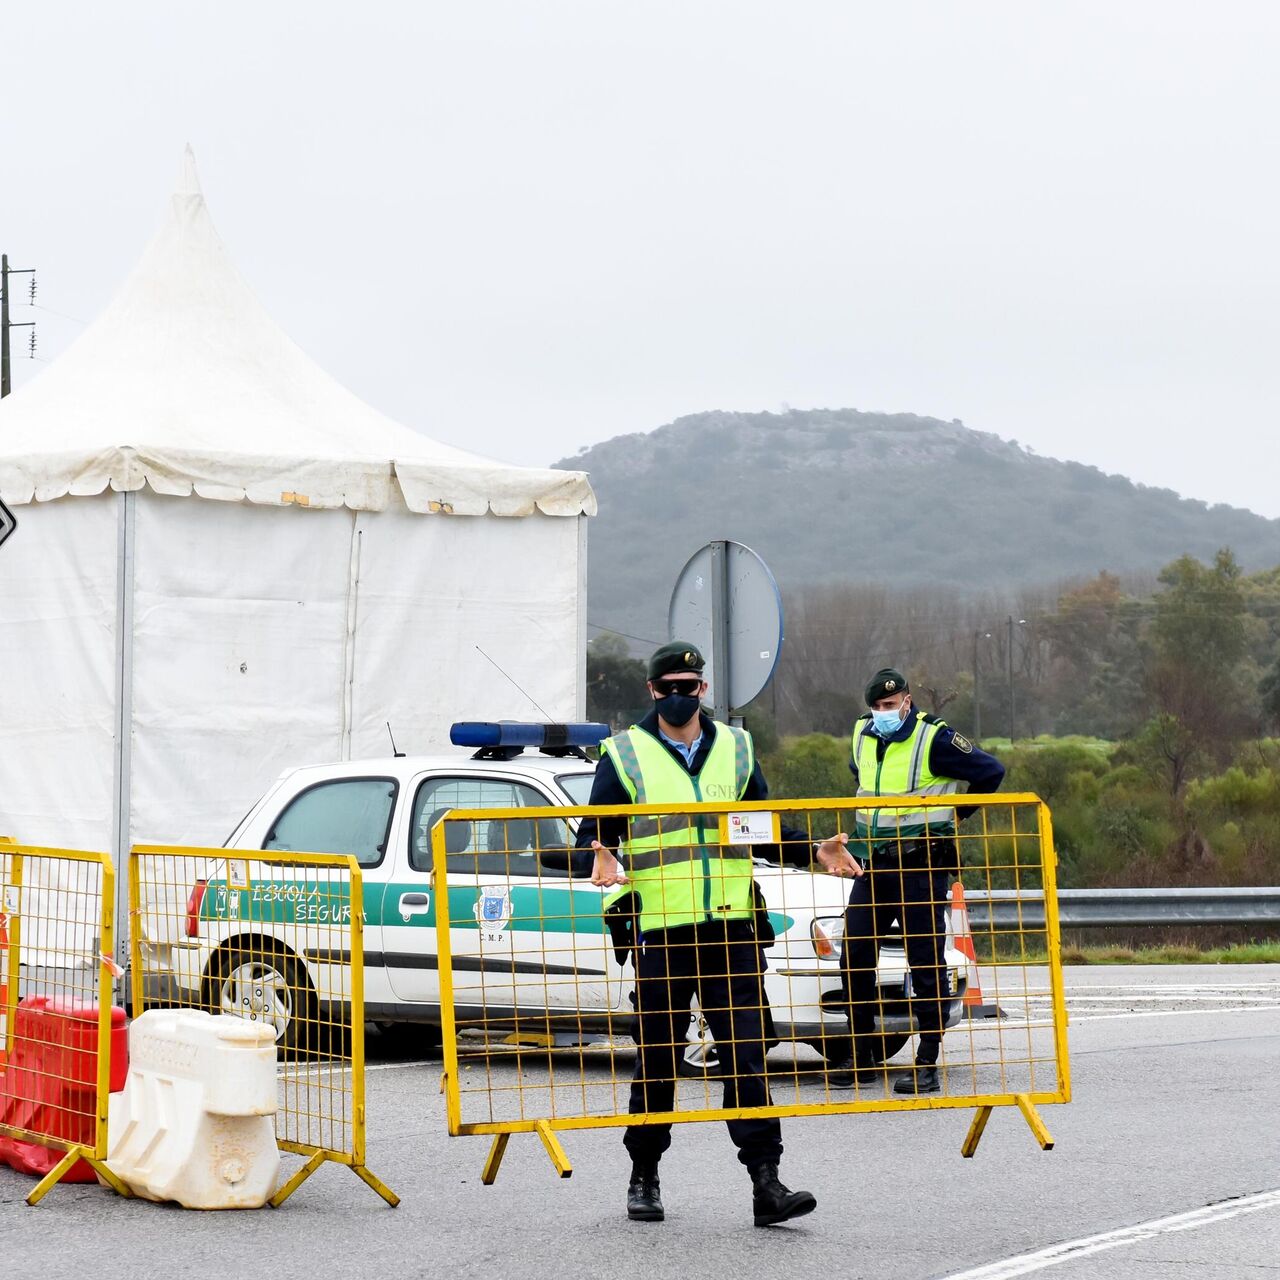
[556,772,595,806]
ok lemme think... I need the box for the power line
[29,302,86,326]
[588,621,664,647]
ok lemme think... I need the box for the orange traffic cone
[950,881,984,1010]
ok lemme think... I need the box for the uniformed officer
[816,667,1005,1094]
[579,640,843,1226]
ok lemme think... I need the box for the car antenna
[474,645,553,718]
[386,722,405,758]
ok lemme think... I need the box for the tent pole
[110,490,137,975]
[339,516,362,761]
[576,515,588,720]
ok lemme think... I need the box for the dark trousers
[842,854,951,1066]
[624,918,782,1169]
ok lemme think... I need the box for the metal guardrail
[966,887,1280,930]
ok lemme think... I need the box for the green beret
[648,640,706,681]
[865,667,909,705]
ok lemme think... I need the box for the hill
[554,409,1280,642]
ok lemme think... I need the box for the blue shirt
[573,709,812,869]
[659,726,704,767]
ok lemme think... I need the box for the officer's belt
[861,837,952,870]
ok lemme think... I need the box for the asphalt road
[2,965,1277,1279]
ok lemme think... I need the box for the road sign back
[0,499,15,551]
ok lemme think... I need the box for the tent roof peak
[176,144,203,198]
[0,155,594,518]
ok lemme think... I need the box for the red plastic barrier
[0,996,129,1181]
[0,913,9,1071]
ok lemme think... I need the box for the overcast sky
[5,3,1279,516]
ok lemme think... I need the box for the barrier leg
[84,1155,131,1198]
[535,1119,572,1179]
[1014,1094,1055,1150]
[351,1162,400,1207]
[960,1105,993,1158]
[25,1149,83,1206]
[481,1133,511,1185]
[270,1150,326,1207]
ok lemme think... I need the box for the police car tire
[676,1051,722,1078]
[808,1032,910,1067]
[205,941,319,1059]
[875,1033,910,1064]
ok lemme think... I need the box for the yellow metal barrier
[0,841,129,1205]
[431,793,1070,1181]
[129,844,398,1207]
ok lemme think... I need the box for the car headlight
[810,915,845,960]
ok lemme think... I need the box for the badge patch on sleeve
[951,732,974,754]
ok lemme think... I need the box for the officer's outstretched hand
[590,840,627,887]
[815,832,863,878]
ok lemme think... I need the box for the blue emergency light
[449,721,610,751]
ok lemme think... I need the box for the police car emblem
[951,732,974,754]
[474,885,512,933]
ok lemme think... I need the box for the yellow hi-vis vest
[602,722,755,933]
[851,713,960,844]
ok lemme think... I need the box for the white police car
[161,722,967,1068]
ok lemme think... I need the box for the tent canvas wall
[0,151,595,959]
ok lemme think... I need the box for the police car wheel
[807,1033,909,1067]
[205,943,319,1059]
[676,1043,722,1078]
[807,1035,853,1066]
[877,1033,909,1063]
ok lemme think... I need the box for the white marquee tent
[0,150,595,931]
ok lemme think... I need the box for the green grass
[1051,942,1280,964]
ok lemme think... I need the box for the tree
[1151,549,1247,673]
[1144,549,1250,770]
[913,671,959,718]
[1041,573,1145,739]
[763,734,850,800]
[586,633,647,730]
[1118,712,1206,799]
[1260,652,1280,732]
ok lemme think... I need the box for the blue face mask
[871,704,906,737]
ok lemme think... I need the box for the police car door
[257,774,399,1011]
[385,774,614,1021]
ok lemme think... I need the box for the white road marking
[1066,983,1280,990]
[939,1187,1280,1280]
[1065,1005,1280,1024]
[1055,993,1280,1003]
[964,1005,1280,1031]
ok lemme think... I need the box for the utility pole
[972,629,982,739]
[1006,616,1027,742]
[1,254,37,398]
[1007,615,1015,743]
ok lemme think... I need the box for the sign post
[668,540,783,724]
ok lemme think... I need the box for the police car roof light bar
[449,721,610,760]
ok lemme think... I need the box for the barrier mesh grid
[129,844,397,1206]
[432,794,1069,1176]
[0,841,125,1204]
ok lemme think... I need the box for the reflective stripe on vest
[601,722,755,932]
[851,714,960,839]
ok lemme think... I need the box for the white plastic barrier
[107,1009,280,1209]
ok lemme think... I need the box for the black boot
[893,1064,940,1095]
[749,1162,817,1227]
[627,1160,664,1222]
